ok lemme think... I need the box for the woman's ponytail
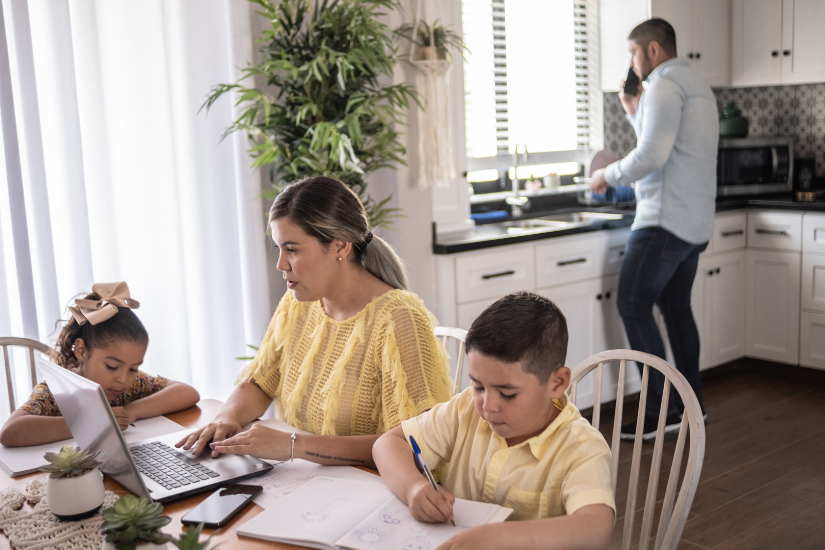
[270,176,410,290]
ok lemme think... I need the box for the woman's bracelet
[290,432,296,462]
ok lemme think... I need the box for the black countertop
[434,193,825,255]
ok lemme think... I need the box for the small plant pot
[101,541,169,550]
[47,466,105,520]
[414,46,448,61]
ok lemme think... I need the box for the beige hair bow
[69,282,140,326]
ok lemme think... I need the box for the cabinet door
[747,211,803,251]
[651,0,693,56]
[745,249,801,364]
[781,0,825,84]
[692,0,731,86]
[538,280,599,409]
[694,256,715,370]
[799,311,825,370]
[713,212,747,253]
[732,0,783,86]
[801,254,825,313]
[802,214,825,254]
[535,233,601,289]
[710,251,746,366]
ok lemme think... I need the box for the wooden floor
[588,358,825,550]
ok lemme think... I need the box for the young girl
[0,282,200,447]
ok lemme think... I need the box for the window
[461,0,599,174]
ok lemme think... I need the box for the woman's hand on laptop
[208,424,288,461]
[175,417,243,458]
[111,406,136,431]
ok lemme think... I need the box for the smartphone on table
[623,66,640,96]
[181,484,262,529]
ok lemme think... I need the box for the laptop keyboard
[130,441,220,490]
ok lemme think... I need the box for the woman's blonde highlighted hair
[269,176,409,290]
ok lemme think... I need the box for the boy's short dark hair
[628,18,677,56]
[465,292,568,384]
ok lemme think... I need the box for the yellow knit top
[239,289,455,436]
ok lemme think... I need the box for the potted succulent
[170,523,214,550]
[41,445,105,520]
[100,494,172,550]
[398,19,465,61]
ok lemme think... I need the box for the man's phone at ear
[623,66,640,96]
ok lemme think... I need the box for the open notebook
[0,415,183,477]
[238,476,513,550]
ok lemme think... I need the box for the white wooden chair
[569,350,706,550]
[433,326,468,395]
[0,337,51,415]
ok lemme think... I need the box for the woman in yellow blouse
[177,176,454,468]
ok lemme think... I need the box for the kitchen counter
[435,193,825,254]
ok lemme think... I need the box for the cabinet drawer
[801,254,825,312]
[802,214,825,254]
[457,298,496,332]
[602,228,631,276]
[713,212,747,253]
[800,311,825,371]
[455,245,535,304]
[747,211,802,251]
[535,234,601,288]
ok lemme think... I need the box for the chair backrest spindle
[0,337,51,416]
[568,350,705,550]
[433,327,468,395]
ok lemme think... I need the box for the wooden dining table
[0,399,372,549]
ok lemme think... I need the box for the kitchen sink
[502,211,625,234]
[537,212,625,223]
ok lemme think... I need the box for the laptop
[38,356,273,502]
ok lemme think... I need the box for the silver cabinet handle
[721,229,744,237]
[755,228,789,236]
[481,270,515,280]
[557,258,587,267]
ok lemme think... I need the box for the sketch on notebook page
[402,524,437,550]
[303,498,350,522]
[379,506,411,525]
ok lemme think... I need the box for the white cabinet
[455,245,535,304]
[802,214,825,254]
[732,0,825,86]
[799,311,825,370]
[745,249,801,364]
[652,0,731,86]
[535,233,601,289]
[747,210,802,251]
[801,254,825,312]
[709,251,747,366]
[693,250,745,370]
[781,0,825,84]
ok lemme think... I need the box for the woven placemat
[0,478,117,550]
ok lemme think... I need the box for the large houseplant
[204,0,418,229]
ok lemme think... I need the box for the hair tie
[364,231,374,244]
[69,282,140,326]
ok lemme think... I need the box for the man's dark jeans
[617,226,707,419]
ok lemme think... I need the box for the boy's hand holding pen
[408,436,456,525]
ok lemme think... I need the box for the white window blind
[462,0,598,161]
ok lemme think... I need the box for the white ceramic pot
[47,466,105,520]
[101,541,169,550]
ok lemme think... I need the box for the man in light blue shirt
[590,18,717,440]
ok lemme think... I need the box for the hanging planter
[399,8,467,189]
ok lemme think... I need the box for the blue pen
[409,435,455,526]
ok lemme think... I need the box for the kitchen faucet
[506,143,530,217]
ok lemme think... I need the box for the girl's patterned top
[20,369,169,416]
[239,289,455,436]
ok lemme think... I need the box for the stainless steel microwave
[716,136,793,196]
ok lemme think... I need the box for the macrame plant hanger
[410,0,456,189]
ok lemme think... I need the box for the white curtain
[0,0,273,408]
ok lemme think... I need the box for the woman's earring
[337,257,343,262]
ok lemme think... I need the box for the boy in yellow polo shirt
[373,291,615,550]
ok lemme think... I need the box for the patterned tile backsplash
[603,83,825,176]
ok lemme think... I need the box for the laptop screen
[36,356,149,498]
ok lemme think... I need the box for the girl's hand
[175,418,243,458]
[209,424,290,461]
[111,407,136,431]
[406,479,455,524]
